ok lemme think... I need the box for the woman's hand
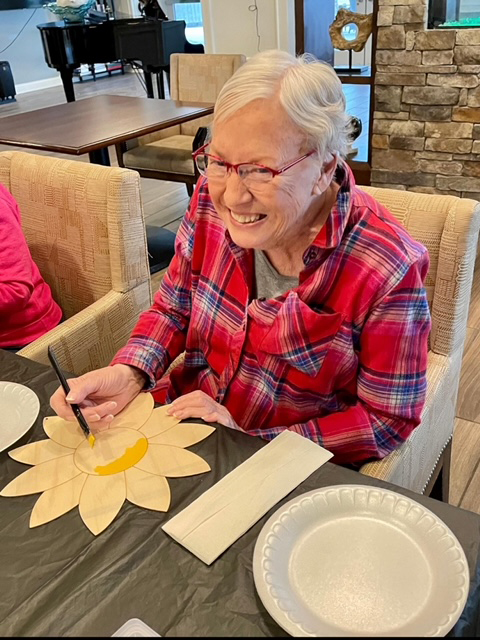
[50,364,147,431]
[166,390,238,429]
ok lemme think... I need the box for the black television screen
[1,0,50,8]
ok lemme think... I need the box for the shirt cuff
[111,343,168,391]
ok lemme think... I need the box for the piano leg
[144,71,154,99]
[60,69,76,103]
[156,72,165,100]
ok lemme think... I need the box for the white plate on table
[253,485,469,637]
[0,381,40,453]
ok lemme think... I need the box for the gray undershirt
[254,250,298,299]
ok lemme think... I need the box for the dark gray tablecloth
[1,349,480,637]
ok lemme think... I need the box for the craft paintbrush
[47,346,96,448]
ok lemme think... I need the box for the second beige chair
[359,187,480,500]
[117,53,246,195]
[0,151,152,376]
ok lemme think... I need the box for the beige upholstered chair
[0,151,152,376]
[359,187,480,500]
[116,52,246,195]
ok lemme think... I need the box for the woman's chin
[227,224,268,250]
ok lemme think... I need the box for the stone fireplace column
[372,0,480,200]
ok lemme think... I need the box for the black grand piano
[37,17,202,103]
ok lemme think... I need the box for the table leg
[88,148,111,165]
[60,69,76,103]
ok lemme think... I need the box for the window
[172,2,204,46]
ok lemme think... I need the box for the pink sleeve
[0,187,35,314]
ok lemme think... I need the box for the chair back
[171,53,246,136]
[137,53,245,147]
[361,187,480,358]
[0,151,150,320]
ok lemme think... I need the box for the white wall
[0,8,60,90]
[201,0,295,57]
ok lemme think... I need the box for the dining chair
[0,150,152,376]
[358,187,480,501]
[115,52,246,196]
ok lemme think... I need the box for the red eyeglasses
[193,143,316,185]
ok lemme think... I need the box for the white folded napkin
[162,430,333,565]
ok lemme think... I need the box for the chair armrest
[359,351,459,493]
[17,284,151,376]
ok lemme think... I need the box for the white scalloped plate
[0,382,40,453]
[253,485,469,637]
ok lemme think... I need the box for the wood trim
[294,0,304,55]
[368,0,379,168]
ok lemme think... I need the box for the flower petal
[9,439,72,466]
[79,473,126,535]
[150,423,215,448]
[109,392,154,431]
[0,455,80,497]
[43,416,84,449]
[139,406,180,439]
[135,444,210,478]
[125,467,170,511]
[30,473,87,528]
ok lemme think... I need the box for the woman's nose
[223,171,253,207]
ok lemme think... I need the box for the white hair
[213,49,351,161]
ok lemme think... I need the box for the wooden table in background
[0,94,214,165]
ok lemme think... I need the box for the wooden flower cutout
[0,393,215,535]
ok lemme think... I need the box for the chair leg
[186,183,194,197]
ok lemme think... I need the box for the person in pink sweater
[0,183,62,350]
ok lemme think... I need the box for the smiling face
[208,97,334,254]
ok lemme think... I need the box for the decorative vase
[46,0,96,23]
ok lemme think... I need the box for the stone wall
[372,0,480,198]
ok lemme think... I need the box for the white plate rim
[0,381,40,453]
[253,484,470,638]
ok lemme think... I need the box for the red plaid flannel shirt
[112,163,431,464]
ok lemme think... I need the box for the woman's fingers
[167,390,213,415]
[50,385,75,421]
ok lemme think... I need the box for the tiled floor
[1,71,480,512]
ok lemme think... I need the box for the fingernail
[109,401,118,409]
[90,413,101,422]
[105,414,115,422]
[66,394,75,402]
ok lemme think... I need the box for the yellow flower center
[74,428,148,476]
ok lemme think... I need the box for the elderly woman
[51,50,431,465]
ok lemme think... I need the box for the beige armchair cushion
[124,134,195,174]
[0,150,152,375]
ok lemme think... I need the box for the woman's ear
[312,154,337,196]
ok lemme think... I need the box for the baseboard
[15,76,63,95]
[15,66,136,96]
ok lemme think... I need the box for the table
[1,348,480,637]
[0,94,213,272]
[0,94,214,165]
